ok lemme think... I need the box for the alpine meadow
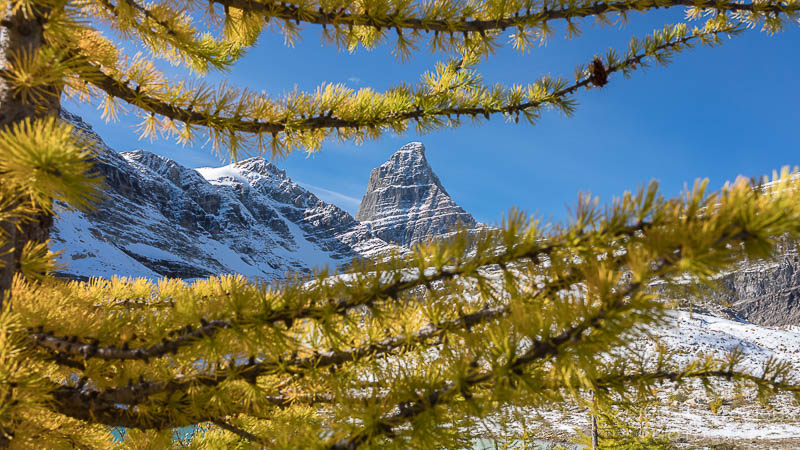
[2,0,800,447]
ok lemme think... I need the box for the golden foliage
[5,171,800,446]
[0,117,102,213]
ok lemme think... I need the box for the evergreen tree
[1,0,800,447]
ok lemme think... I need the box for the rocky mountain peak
[233,157,285,179]
[355,142,477,247]
[360,142,444,192]
[393,141,426,159]
[50,114,397,280]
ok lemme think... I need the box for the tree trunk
[590,391,599,450]
[0,3,60,306]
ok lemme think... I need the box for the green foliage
[1,0,800,447]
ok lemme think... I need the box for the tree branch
[28,319,230,360]
[213,419,266,446]
[95,0,244,70]
[31,219,644,363]
[211,0,794,37]
[71,24,735,146]
[49,381,333,429]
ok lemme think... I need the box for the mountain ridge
[52,112,397,280]
[51,112,800,327]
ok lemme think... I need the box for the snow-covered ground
[646,311,800,446]
[654,310,800,375]
[473,310,800,447]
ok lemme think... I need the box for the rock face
[355,142,478,247]
[51,112,394,281]
[714,246,800,327]
[653,242,800,327]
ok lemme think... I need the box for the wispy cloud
[297,182,362,215]
[347,77,362,85]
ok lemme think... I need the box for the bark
[591,391,599,450]
[0,3,60,305]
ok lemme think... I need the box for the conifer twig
[70,24,737,154]
[211,0,795,36]
[213,419,266,447]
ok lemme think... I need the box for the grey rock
[355,142,478,247]
[52,111,394,281]
[713,244,800,327]
[655,237,800,327]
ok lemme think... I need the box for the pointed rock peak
[356,142,476,247]
[396,141,425,156]
[362,141,448,195]
[385,142,428,169]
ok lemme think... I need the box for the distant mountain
[356,142,479,247]
[50,113,800,327]
[51,112,394,281]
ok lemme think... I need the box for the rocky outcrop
[654,238,800,327]
[51,112,395,280]
[355,142,478,247]
[714,246,800,327]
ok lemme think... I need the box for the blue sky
[68,10,800,224]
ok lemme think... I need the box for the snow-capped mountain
[50,113,800,328]
[355,142,479,247]
[51,112,394,281]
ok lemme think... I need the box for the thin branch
[28,319,230,360]
[31,219,646,363]
[596,368,800,394]
[73,25,734,141]
[98,0,179,37]
[214,419,266,446]
[49,384,216,429]
[49,381,333,429]
[95,0,242,69]
[211,0,794,36]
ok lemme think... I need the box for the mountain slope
[51,112,394,280]
[356,142,478,247]
[712,248,800,327]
